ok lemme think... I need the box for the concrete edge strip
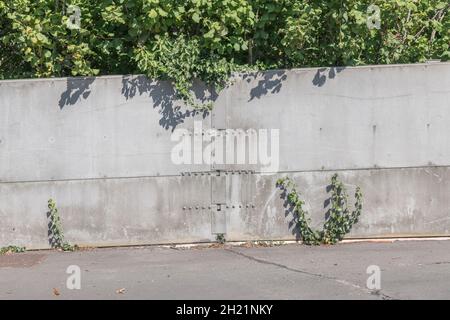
[20,236,450,252]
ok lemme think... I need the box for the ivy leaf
[204,30,214,39]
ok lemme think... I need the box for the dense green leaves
[0,0,448,107]
[0,245,26,254]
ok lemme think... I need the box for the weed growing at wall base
[276,174,363,245]
[216,233,226,244]
[47,199,78,252]
[0,245,26,255]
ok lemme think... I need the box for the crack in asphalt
[224,248,396,300]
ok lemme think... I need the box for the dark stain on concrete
[0,253,46,268]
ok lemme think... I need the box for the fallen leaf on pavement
[116,288,125,294]
[53,288,60,296]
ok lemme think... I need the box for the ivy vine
[1,1,448,109]
[276,174,363,245]
[47,199,77,251]
[0,245,26,255]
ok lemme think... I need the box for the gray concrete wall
[1,63,449,249]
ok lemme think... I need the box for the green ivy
[215,233,226,244]
[48,199,77,251]
[276,174,363,245]
[0,245,26,255]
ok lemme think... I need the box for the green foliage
[47,199,77,251]
[276,174,363,245]
[0,245,26,255]
[322,174,363,244]
[1,0,448,107]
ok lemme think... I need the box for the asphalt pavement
[0,240,449,299]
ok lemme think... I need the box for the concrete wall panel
[1,63,449,248]
[0,76,211,182]
[226,167,450,241]
[222,63,450,172]
[0,175,212,249]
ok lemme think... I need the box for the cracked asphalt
[0,240,449,299]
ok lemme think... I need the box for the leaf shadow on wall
[277,185,302,241]
[58,77,95,109]
[312,66,346,87]
[46,209,59,248]
[121,75,212,132]
[244,70,288,102]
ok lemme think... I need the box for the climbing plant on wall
[276,174,363,245]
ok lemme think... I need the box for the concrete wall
[1,63,449,249]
